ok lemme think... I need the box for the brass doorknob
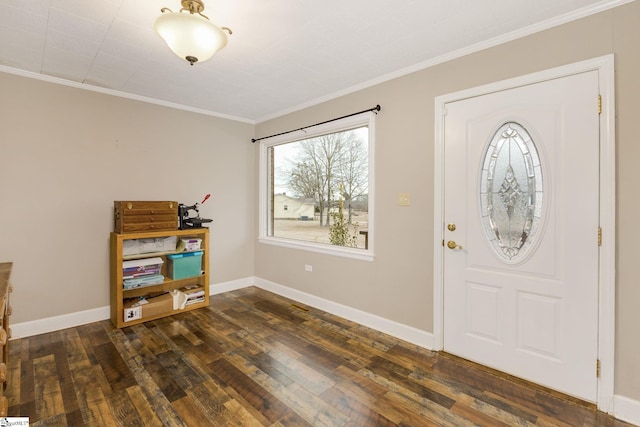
[447,240,462,250]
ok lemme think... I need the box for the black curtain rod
[251,104,381,143]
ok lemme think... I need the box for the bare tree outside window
[338,136,368,223]
[268,126,369,249]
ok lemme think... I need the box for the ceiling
[0,0,628,122]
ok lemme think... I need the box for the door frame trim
[432,54,615,411]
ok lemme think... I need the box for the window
[480,122,543,263]
[259,112,375,260]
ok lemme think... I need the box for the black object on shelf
[178,194,213,229]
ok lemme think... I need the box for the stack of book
[123,257,164,289]
[182,286,205,306]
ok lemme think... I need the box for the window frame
[258,112,375,261]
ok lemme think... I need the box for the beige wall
[255,2,640,401]
[0,74,256,324]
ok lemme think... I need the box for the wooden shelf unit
[110,228,209,328]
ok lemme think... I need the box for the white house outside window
[258,112,375,261]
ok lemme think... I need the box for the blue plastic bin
[167,251,203,280]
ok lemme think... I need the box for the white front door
[443,71,600,402]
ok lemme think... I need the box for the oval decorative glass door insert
[480,122,543,262]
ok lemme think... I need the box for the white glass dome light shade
[154,11,228,65]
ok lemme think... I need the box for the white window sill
[258,236,374,262]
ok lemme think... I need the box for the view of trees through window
[268,126,369,249]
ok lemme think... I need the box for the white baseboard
[209,277,255,295]
[11,306,111,339]
[253,277,434,349]
[614,395,640,426]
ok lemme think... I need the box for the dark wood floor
[6,286,634,426]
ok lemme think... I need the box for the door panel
[443,71,599,402]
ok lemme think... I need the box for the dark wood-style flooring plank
[31,412,68,427]
[5,286,634,426]
[172,395,217,427]
[320,385,397,427]
[105,388,146,427]
[143,356,188,403]
[224,349,350,426]
[17,336,36,419]
[451,397,517,427]
[50,330,81,418]
[185,379,235,423]
[125,385,164,427]
[221,396,268,426]
[33,354,65,421]
[209,357,290,424]
[93,341,138,394]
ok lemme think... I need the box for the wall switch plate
[124,306,142,322]
[305,264,313,272]
[398,193,411,206]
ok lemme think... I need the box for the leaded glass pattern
[480,122,543,262]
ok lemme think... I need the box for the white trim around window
[258,112,376,262]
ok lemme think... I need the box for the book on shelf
[182,286,205,306]
[185,296,206,306]
[122,257,163,279]
[123,274,164,290]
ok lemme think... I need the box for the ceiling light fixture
[154,0,232,66]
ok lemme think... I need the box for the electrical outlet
[398,193,411,206]
[124,306,142,322]
[305,264,313,272]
